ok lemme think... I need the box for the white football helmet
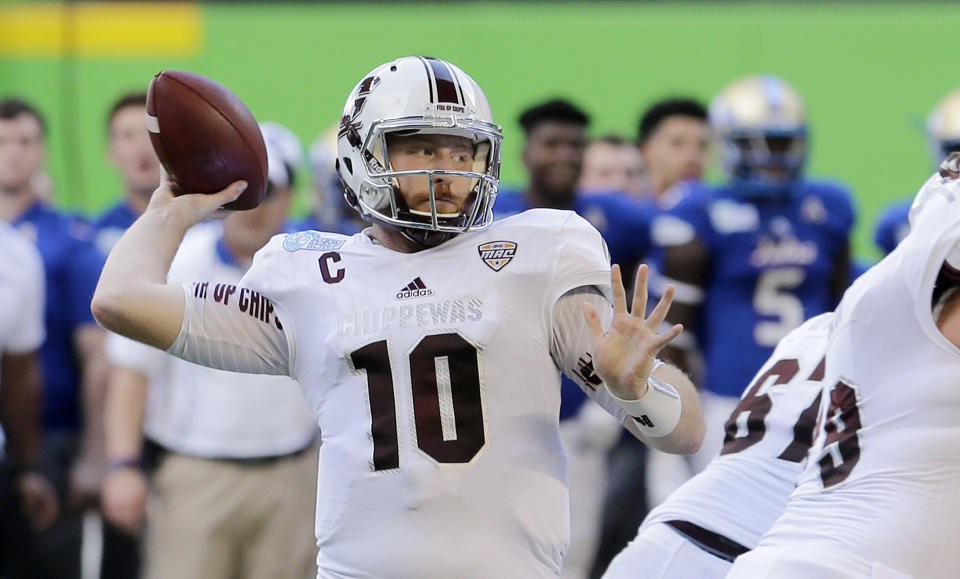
[710,74,807,197]
[336,56,503,245]
[927,88,960,164]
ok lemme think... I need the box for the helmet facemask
[351,116,502,246]
[723,128,808,196]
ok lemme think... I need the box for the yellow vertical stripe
[0,2,202,57]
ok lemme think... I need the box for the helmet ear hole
[341,157,353,175]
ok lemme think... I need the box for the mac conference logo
[478,241,517,272]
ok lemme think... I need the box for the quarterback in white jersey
[728,162,960,579]
[603,313,830,578]
[92,57,704,578]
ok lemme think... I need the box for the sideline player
[636,97,710,205]
[0,97,110,577]
[91,57,705,577]
[579,135,645,197]
[91,92,161,254]
[874,87,960,256]
[0,221,58,575]
[728,155,960,578]
[653,75,854,473]
[602,313,830,578]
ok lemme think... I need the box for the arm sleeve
[7,242,45,353]
[165,280,292,376]
[550,286,664,434]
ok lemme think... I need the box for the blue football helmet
[927,88,960,164]
[710,75,808,198]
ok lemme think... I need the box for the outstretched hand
[583,264,683,400]
[146,166,247,228]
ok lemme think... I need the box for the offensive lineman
[602,313,830,578]
[728,156,960,578]
[91,57,705,577]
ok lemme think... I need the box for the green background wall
[3,1,959,260]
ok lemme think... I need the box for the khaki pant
[146,446,319,579]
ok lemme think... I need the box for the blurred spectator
[101,130,319,579]
[637,97,710,205]
[497,98,656,579]
[0,97,110,578]
[0,221,59,578]
[92,92,161,255]
[296,127,365,234]
[579,135,645,197]
[652,75,853,476]
[874,87,960,256]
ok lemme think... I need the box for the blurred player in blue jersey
[637,97,711,206]
[496,98,657,578]
[579,135,646,198]
[297,127,366,235]
[874,87,960,256]
[91,92,161,255]
[652,75,854,474]
[0,97,111,578]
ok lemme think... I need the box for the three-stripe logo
[396,277,433,299]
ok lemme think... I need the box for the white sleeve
[543,212,612,322]
[166,280,292,376]
[106,332,165,377]
[7,240,45,354]
[550,286,664,434]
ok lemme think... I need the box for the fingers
[582,302,604,342]
[631,264,648,317]
[651,323,684,351]
[610,264,627,314]
[646,284,676,329]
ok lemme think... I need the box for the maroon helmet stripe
[425,57,461,104]
[417,57,435,103]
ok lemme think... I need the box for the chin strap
[399,227,457,247]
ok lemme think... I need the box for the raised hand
[583,264,683,400]
[146,166,246,228]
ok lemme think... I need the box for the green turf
[2,1,958,260]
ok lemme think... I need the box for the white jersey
[0,221,45,454]
[108,223,317,458]
[166,209,640,578]
[642,313,830,548]
[736,173,960,578]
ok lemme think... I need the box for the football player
[297,127,367,235]
[636,97,710,205]
[603,313,830,578]
[91,57,705,577]
[579,135,645,198]
[874,87,960,256]
[652,75,854,474]
[727,155,960,579]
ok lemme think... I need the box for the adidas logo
[396,277,433,299]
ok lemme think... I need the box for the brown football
[146,70,267,211]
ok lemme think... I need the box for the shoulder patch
[283,230,346,252]
[478,240,517,272]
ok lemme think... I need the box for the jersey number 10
[350,332,486,471]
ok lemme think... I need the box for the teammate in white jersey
[727,155,960,579]
[91,57,705,577]
[602,313,829,578]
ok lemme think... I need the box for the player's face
[108,105,160,196]
[523,121,588,196]
[579,141,645,196]
[641,116,709,191]
[0,114,45,194]
[387,133,476,215]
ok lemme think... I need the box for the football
[146,70,267,211]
